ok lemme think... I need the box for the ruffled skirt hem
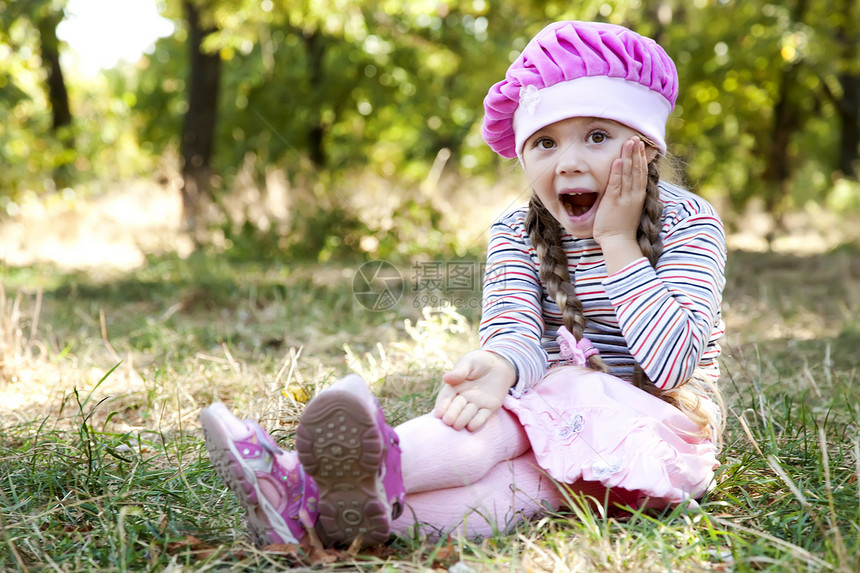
[503,366,718,510]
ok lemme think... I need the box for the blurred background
[1,0,858,271]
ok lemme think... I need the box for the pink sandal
[201,403,319,546]
[296,374,406,547]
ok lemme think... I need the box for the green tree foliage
[0,0,73,200]
[134,0,856,200]
[0,0,160,208]
[2,0,858,237]
[136,0,521,179]
[647,0,858,217]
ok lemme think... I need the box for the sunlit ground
[0,180,190,272]
[1,176,858,274]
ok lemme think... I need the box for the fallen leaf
[431,535,458,568]
[165,535,219,560]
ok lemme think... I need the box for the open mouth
[560,193,597,217]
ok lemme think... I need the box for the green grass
[2,246,859,571]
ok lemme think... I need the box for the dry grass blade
[766,455,809,508]
[710,516,833,570]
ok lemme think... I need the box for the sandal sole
[296,388,390,547]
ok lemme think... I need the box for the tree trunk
[833,0,859,180]
[760,0,809,243]
[303,30,327,168]
[837,72,860,179]
[36,9,74,186]
[181,0,221,239]
[762,63,802,215]
[37,14,71,131]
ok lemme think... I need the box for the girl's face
[521,117,657,238]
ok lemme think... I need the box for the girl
[201,20,726,547]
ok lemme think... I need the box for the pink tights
[397,406,530,493]
[390,409,620,538]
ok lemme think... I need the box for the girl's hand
[592,137,648,248]
[592,137,653,274]
[434,350,516,432]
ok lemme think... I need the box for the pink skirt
[502,365,718,509]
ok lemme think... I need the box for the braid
[525,195,608,373]
[631,159,671,402]
[630,158,724,445]
[637,161,664,268]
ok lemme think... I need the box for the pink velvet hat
[482,21,678,159]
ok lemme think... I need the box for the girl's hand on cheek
[592,137,648,249]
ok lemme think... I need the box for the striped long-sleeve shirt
[480,182,727,397]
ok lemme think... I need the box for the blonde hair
[524,157,725,444]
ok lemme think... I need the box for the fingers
[466,408,494,432]
[442,353,476,386]
[435,385,484,425]
[450,399,479,430]
[630,137,647,190]
[433,383,457,418]
[607,158,624,199]
[435,355,475,418]
[621,139,635,190]
[440,394,469,428]
[621,137,646,188]
[442,396,494,432]
[606,137,647,201]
